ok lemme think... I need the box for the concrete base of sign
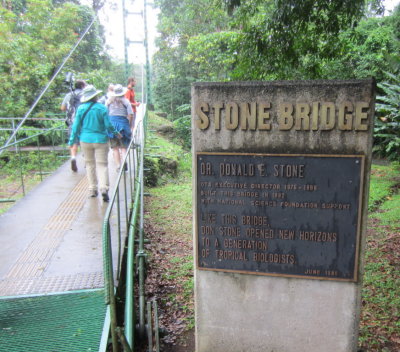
[195,270,360,352]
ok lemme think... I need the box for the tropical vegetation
[152,0,400,160]
[0,0,130,128]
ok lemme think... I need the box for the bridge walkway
[0,151,126,351]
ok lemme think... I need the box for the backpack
[65,90,83,126]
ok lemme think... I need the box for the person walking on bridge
[125,77,140,129]
[61,79,86,172]
[68,85,121,202]
[98,83,114,105]
[107,84,134,172]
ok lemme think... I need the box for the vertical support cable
[147,301,153,351]
[17,144,25,196]
[124,172,129,229]
[36,138,43,182]
[153,300,160,352]
[129,148,134,200]
[141,64,145,104]
[143,0,152,106]
[51,130,56,165]
[122,0,130,81]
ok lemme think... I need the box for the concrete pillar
[192,79,375,352]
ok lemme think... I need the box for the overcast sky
[384,0,400,13]
[97,0,159,63]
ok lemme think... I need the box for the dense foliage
[2,1,85,116]
[0,0,129,125]
[152,0,400,160]
[375,73,400,160]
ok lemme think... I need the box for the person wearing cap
[68,85,121,202]
[106,84,134,172]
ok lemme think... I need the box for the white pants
[80,142,110,193]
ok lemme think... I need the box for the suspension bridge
[0,3,162,351]
[0,105,159,351]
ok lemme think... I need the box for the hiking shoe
[89,190,98,197]
[102,192,109,202]
[123,164,128,172]
[71,159,77,172]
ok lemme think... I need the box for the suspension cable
[1,16,97,154]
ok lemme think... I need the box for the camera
[64,72,74,85]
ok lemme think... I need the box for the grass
[145,126,191,188]
[148,112,174,129]
[368,163,399,211]
[358,162,400,352]
[375,192,400,229]
[144,112,194,340]
[164,255,194,305]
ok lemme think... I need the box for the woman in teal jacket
[68,85,120,202]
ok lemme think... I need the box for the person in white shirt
[106,84,134,171]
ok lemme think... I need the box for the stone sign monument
[192,79,375,352]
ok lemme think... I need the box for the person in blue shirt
[68,85,121,202]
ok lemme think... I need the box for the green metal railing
[102,105,158,352]
[1,106,157,351]
[0,8,158,349]
[0,119,69,204]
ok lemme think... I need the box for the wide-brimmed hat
[110,84,128,97]
[80,85,102,103]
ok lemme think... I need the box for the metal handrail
[0,124,69,203]
[0,124,66,151]
[0,117,66,145]
[0,115,64,120]
[102,105,147,351]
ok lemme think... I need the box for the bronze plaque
[196,152,364,281]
